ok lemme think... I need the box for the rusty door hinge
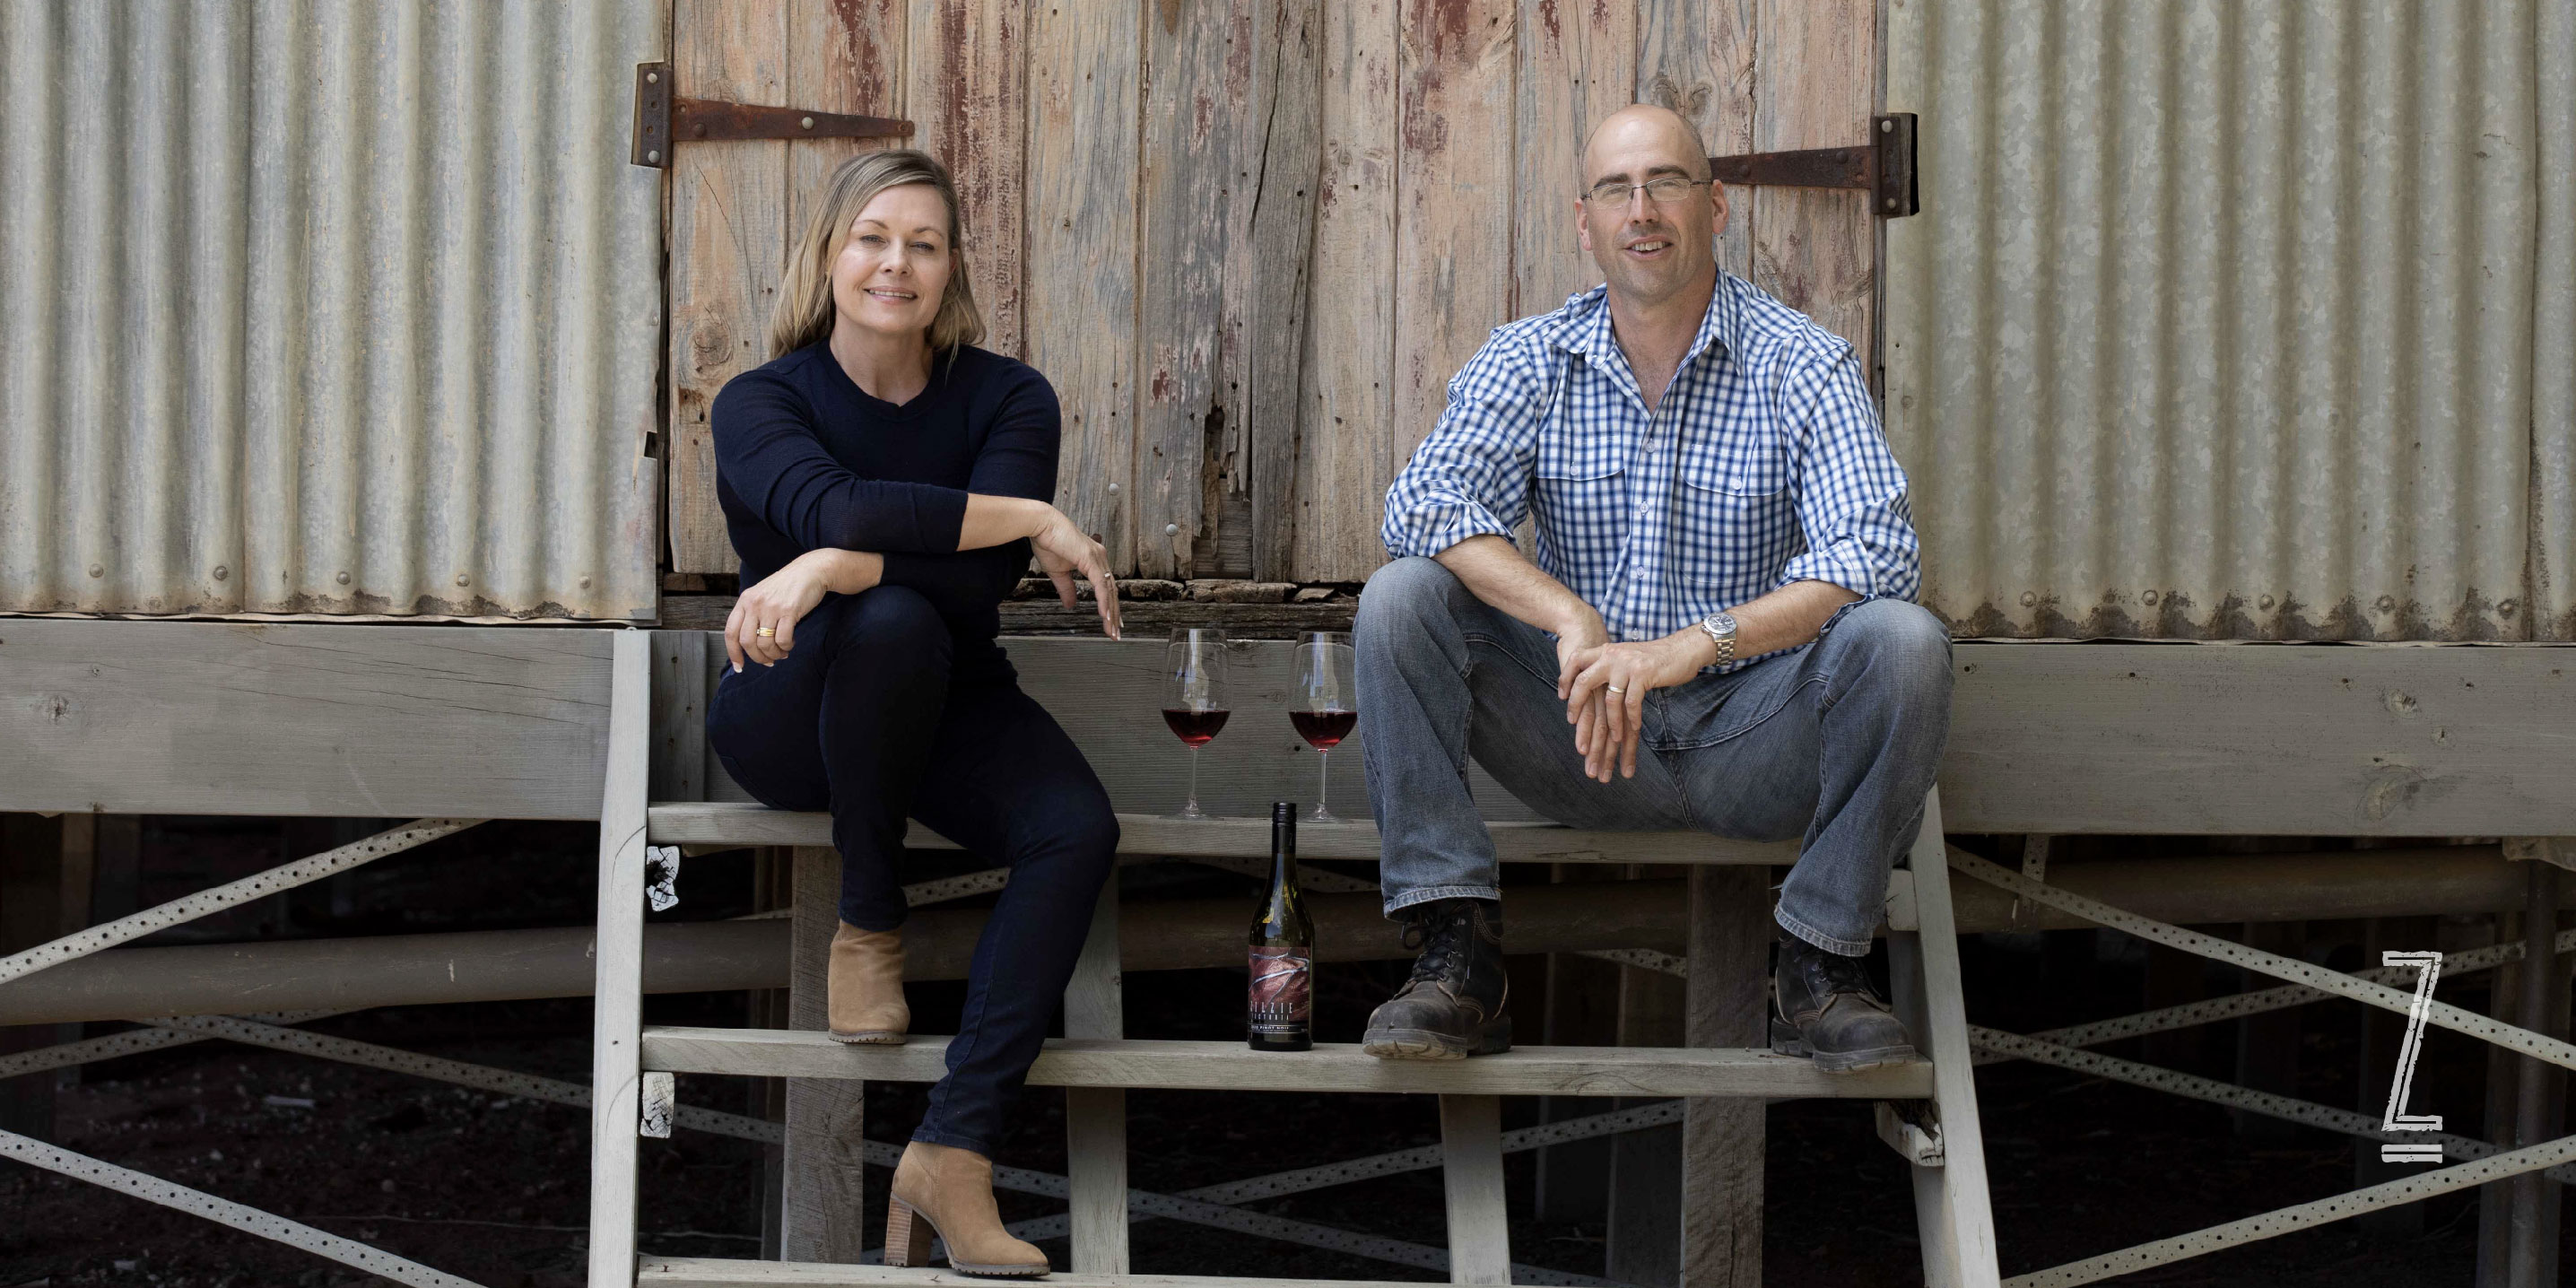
[1708,113,1917,217]
[631,62,913,169]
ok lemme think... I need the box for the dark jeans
[708,585,1118,1157]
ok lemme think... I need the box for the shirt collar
[1553,271,1742,379]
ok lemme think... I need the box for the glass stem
[1188,744,1203,810]
[1317,747,1330,815]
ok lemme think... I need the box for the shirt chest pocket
[1530,428,1630,551]
[1672,428,1794,574]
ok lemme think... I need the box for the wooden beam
[1064,883,1129,1274]
[904,0,1024,356]
[1637,0,1755,279]
[1680,867,1769,1287]
[0,621,611,819]
[1512,0,1633,318]
[1748,0,1878,376]
[783,846,869,1262]
[1297,0,1399,579]
[1024,0,1140,571]
[1943,641,2576,836]
[649,803,1793,866]
[1233,0,1324,581]
[1439,1093,1511,1284]
[642,1030,1934,1099]
[639,1257,1456,1286]
[586,631,653,1288]
[1886,791,2001,1288]
[666,0,788,574]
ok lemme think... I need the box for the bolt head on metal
[87,563,103,579]
[801,116,815,129]
[1108,483,1121,494]
[1165,523,1179,535]
[1881,117,1893,134]
[456,574,470,587]
[646,149,661,163]
[336,570,351,585]
[646,70,658,83]
[213,566,229,580]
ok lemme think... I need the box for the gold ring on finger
[754,626,775,638]
[1606,683,1626,693]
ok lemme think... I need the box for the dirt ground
[0,819,2565,1286]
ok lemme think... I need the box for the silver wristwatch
[1699,609,1739,667]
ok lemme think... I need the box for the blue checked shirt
[1381,273,1920,669]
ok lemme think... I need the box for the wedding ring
[754,626,775,638]
[1606,683,1627,693]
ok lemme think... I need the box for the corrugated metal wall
[0,0,665,622]
[1884,0,2572,640]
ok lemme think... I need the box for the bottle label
[1249,945,1313,1036]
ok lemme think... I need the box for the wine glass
[1162,627,1231,820]
[1289,631,1357,823]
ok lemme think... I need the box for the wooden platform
[647,802,1797,866]
[639,1260,1425,1288]
[639,1029,1929,1100]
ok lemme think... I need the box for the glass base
[1304,805,1347,824]
[1166,800,1213,821]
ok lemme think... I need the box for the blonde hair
[768,150,986,359]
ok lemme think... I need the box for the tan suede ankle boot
[884,1140,1049,1276]
[826,921,909,1044]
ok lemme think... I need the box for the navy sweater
[711,342,1055,677]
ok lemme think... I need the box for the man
[1358,104,1949,1071]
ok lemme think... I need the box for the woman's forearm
[799,547,885,595]
[955,494,1053,552]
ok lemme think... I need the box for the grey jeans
[1353,556,1953,955]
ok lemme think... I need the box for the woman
[707,149,1119,1278]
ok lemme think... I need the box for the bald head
[1580,105,1710,190]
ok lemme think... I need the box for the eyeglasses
[1582,175,1710,208]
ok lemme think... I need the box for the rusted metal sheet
[1884,0,2552,640]
[0,0,664,622]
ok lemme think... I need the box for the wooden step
[647,802,1796,866]
[639,1258,1432,1287]
[640,1028,1930,1099]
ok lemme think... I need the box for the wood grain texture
[669,0,790,573]
[1023,0,1142,570]
[650,805,1793,866]
[639,1257,1444,1286]
[1064,885,1128,1273]
[0,621,611,819]
[1298,0,1400,579]
[1680,866,1770,1288]
[585,632,653,1288]
[783,845,870,1262]
[1637,0,1756,279]
[1512,0,1633,317]
[787,0,906,216]
[1391,0,1516,522]
[641,1030,1935,1098]
[1748,0,1875,374]
[1232,0,1325,581]
[651,630,712,803]
[1438,1093,1511,1284]
[1888,791,2001,1288]
[906,0,1025,356]
[1942,641,2576,836]
[1134,0,1255,579]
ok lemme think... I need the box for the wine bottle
[1248,802,1316,1051]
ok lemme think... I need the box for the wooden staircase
[586,631,2001,1287]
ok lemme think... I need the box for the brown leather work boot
[826,922,909,1044]
[884,1140,1050,1277]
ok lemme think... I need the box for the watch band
[1700,610,1737,667]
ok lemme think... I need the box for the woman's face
[831,183,953,344]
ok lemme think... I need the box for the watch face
[1709,611,1737,635]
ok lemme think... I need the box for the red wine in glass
[1289,709,1355,751]
[1165,627,1230,819]
[1290,631,1357,822]
[1163,708,1232,747]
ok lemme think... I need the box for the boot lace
[1400,904,1474,986]
[1807,943,1883,1003]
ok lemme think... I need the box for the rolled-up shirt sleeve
[712,372,970,554]
[1381,332,1548,560]
[1774,345,1922,603]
